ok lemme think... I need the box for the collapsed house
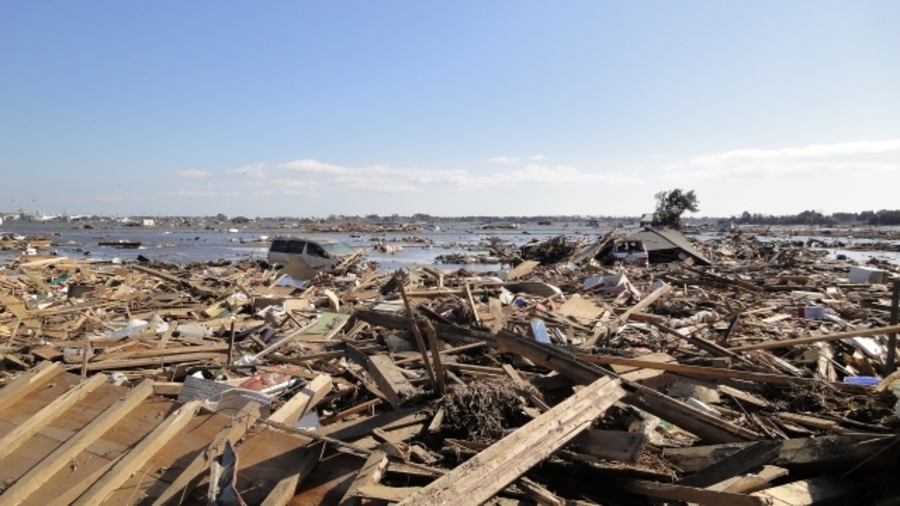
[627,227,712,265]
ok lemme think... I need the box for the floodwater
[2,220,899,270]
[0,220,626,272]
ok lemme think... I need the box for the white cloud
[457,164,642,189]
[227,163,267,178]
[664,139,900,181]
[528,154,544,160]
[271,158,643,193]
[489,156,518,164]
[175,169,211,179]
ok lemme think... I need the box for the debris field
[0,228,899,505]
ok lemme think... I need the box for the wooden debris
[397,376,625,505]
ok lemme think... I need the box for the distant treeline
[732,210,900,226]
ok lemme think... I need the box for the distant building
[639,213,654,227]
[716,219,735,231]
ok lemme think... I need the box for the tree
[652,189,699,228]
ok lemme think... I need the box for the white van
[267,237,359,271]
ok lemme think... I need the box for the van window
[270,239,289,253]
[307,243,328,258]
[287,241,307,254]
[322,242,355,257]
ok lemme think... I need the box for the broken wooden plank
[319,407,427,441]
[356,484,419,502]
[398,282,437,390]
[0,380,155,505]
[677,440,782,488]
[0,373,107,462]
[625,480,767,506]
[663,435,889,473]
[259,441,325,506]
[151,403,261,506]
[710,465,789,494]
[397,376,625,506]
[751,477,852,506]
[576,353,863,392]
[367,354,417,409]
[423,319,447,395]
[619,283,672,324]
[0,361,64,411]
[507,260,540,281]
[495,332,758,443]
[338,449,389,506]
[732,323,900,352]
[71,400,203,505]
[77,351,226,371]
[268,375,332,426]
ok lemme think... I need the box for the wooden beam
[356,484,419,502]
[732,323,900,352]
[662,435,888,473]
[751,477,852,506]
[0,373,107,462]
[268,375,332,426]
[0,380,155,505]
[90,343,228,362]
[710,465,789,494]
[397,376,625,506]
[677,440,781,488]
[494,332,759,443]
[76,351,226,371]
[338,449,389,506]
[319,407,426,441]
[152,382,184,396]
[398,282,437,390]
[259,441,325,506]
[151,404,261,506]
[321,399,382,425]
[625,480,767,506]
[575,354,862,391]
[887,280,899,373]
[653,322,744,361]
[464,282,481,325]
[423,320,446,395]
[367,354,417,409]
[271,345,383,365]
[355,309,496,345]
[618,283,672,324]
[71,400,203,505]
[0,361,64,411]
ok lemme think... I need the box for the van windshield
[321,242,356,257]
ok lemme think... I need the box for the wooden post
[423,320,446,395]
[81,332,90,378]
[398,281,437,390]
[465,282,481,325]
[227,320,236,365]
[888,279,899,374]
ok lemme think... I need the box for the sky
[1,2,898,218]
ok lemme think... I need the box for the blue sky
[1,2,898,218]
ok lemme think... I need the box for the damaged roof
[628,227,712,265]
